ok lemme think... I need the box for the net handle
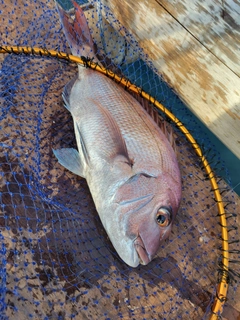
[0,45,229,319]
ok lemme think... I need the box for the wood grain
[158,0,240,76]
[102,0,240,159]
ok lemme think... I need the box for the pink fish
[54,2,181,267]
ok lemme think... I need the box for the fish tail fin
[56,1,96,58]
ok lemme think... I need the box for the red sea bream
[54,2,182,267]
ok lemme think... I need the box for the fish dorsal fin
[92,101,133,166]
[159,120,177,153]
[131,93,177,153]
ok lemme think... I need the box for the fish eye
[156,207,171,227]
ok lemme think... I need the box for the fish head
[109,171,181,267]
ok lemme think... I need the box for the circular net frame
[0,1,239,319]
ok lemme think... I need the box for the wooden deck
[102,0,240,159]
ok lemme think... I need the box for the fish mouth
[134,236,151,265]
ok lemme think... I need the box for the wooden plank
[158,0,240,77]
[102,0,240,159]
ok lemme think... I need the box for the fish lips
[134,236,151,265]
[134,226,171,265]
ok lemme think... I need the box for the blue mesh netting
[0,0,240,319]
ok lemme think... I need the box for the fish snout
[134,236,152,265]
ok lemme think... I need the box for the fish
[54,1,182,268]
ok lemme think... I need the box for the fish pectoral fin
[92,101,133,167]
[62,75,78,111]
[53,148,85,178]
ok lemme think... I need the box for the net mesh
[0,1,239,319]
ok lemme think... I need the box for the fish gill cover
[0,0,239,319]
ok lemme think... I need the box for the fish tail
[56,1,96,58]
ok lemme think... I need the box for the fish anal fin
[76,123,91,166]
[62,75,78,111]
[53,148,85,178]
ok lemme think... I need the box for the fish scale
[72,68,177,177]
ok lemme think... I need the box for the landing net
[0,1,239,319]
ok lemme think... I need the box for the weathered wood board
[159,0,240,76]
[102,0,240,159]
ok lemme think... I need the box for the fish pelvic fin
[56,1,96,58]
